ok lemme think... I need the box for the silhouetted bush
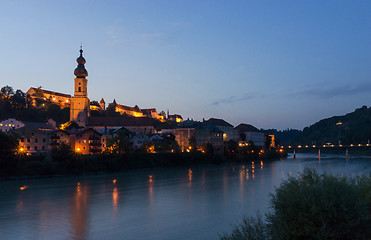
[221,169,371,240]
[220,213,267,240]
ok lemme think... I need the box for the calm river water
[1,153,370,240]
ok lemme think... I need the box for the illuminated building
[88,116,155,134]
[131,132,149,149]
[268,134,275,148]
[111,100,144,117]
[69,128,106,154]
[50,130,70,146]
[26,87,71,108]
[13,124,54,154]
[0,118,25,133]
[168,114,183,123]
[70,47,90,127]
[203,118,235,141]
[100,98,105,111]
[235,123,265,146]
[141,108,166,121]
[173,120,224,152]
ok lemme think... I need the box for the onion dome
[74,48,88,78]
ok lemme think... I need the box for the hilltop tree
[1,85,14,97]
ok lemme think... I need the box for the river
[0,153,370,240]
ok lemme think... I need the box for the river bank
[0,150,286,180]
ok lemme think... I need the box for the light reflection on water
[0,154,370,240]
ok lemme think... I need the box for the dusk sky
[1,1,371,130]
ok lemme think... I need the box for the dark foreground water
[1,153,370,240]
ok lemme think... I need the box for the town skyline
[1,1,371,130]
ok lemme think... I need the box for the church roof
[74,47,88,78]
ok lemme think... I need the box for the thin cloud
[211,93,256,106]
[298,82,371,99]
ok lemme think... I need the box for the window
[35,146,38,150]
[27,138,30,143]
[27,146,30,150]
[43,138,46,143]
[83,147,85,149]
[78,87,81,92]
[79,141,81,143]
[21,138,24,142]
[42,146,45,150]
[35,138,38,143]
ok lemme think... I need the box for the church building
[70,48,90,127]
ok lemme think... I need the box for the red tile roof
[88,116,155,127]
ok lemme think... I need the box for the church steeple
[74,47,88,78]
[70,47,90,127]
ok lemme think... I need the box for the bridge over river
[280,143,371,159]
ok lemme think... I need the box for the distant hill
[294,106,371,145]
[262,129,301,146]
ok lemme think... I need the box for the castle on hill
[25,48,182,126]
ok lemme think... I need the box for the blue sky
[1,1,370,130]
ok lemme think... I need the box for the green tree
[206,142,214,155]
[0,132,19,177]
[221,169,371,240]
[1,85,14,97]
[11,89,26,110]
[220,214,268,240]
[224,139,238,155]
[267,169,369,239]
[189,136,197,152]
[51,143,75,170]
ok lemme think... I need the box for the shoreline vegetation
[220,169,371,240]
[0,149,286,180]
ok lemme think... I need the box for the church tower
[70,47,90,127]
